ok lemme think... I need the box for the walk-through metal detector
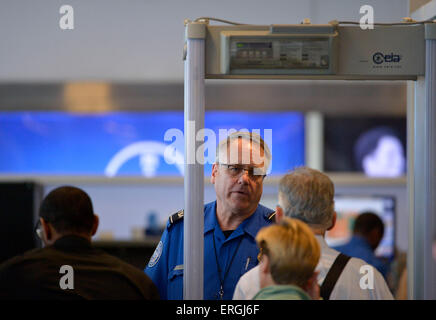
[183,18,436,300]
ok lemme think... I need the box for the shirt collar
[315,235,329,250]
[53,235,92,250]
[204,201,218,234]
[257,285,311,300]
[204,201,264,239]
[242,207,265,239]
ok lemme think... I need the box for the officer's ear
[211,163,218,184]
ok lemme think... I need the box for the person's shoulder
[167,209,185,228]
[332,244,345,251]
[329,254,393,300]
[0,255,22,276]
[166,202,216,230]
[257,203,274,214]
[0,247,50,287]
[344,255,370,270]
[122,261,156,283]
[97,250,154,279]
[0,247,47,271]
[234,265,261,300]
[256,203,276,223]
[323,246,368,277]
[95,251,160,299]
[240,265,259,281]
[325,245,373,274]
[342,256,387,283]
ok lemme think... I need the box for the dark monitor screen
[324,116,406,177]
[0,183,42,263]
[325,194,395,259]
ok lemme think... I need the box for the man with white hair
[233,167,394,300]
[145,131,275,300]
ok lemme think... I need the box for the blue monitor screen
[0,111,305,176]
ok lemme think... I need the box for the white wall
[0,0,408,82]
[411,0,436,19]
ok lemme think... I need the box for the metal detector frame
[184,20,436,300]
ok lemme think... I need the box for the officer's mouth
[231,190,249,196]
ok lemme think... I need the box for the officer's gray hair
[278,167,335,230]
[215,131,272,174]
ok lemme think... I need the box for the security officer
[145,131,275,300]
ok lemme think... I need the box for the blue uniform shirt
[145,201,274,300]
[333,235,389,278]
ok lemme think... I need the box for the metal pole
[411,23,436,300]
[183,21,206,300]
[423,25,436,300]
[407,80,415,300]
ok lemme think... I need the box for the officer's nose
[237,170,250,185]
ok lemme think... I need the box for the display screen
[324,116,407,177]
[231,38,330,69]
[0,111,305,177]
[325,195,395,259]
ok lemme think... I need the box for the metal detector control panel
[220,25,338,75]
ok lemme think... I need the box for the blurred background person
[394,235,436,300]
[334,212,390,278]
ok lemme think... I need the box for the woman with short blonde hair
[254,217,321,300]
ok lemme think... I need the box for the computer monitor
[325,194,395,259]
[323,116,406,177]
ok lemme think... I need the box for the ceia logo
[373,52,401,64]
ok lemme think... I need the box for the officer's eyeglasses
[220,164,266,181]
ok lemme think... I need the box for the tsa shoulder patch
[148,240,163,268]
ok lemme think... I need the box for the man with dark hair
[334,212,388,277]
[0,186,159,300]
[353,212,385,248]
[38,186,96,236]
